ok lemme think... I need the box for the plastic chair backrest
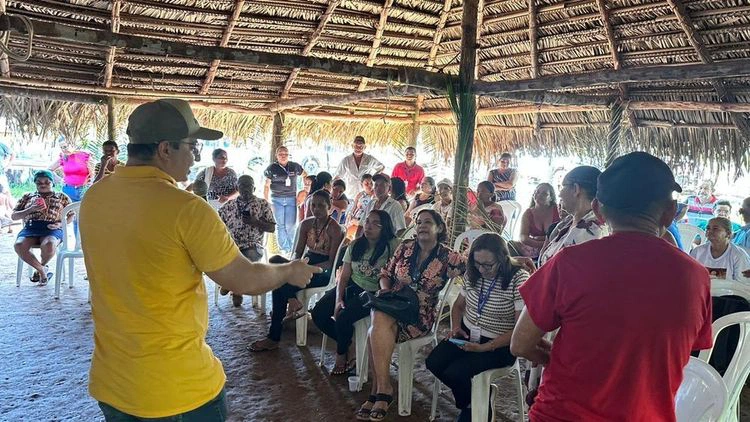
[677,223,704,252]
[429,278,455,338]
[61,202,81,252]
[498,200,522,238]
[327,240,347,289]
[400,225,416,242]
[711,280,750,303]
[697,311,750,417]
[452,229,490,254]
[675,357,727,422]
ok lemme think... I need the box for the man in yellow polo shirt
[79,99,321,421]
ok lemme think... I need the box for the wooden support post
[605,100,623,168]
[450,0,480,240]
[410,96,424,148]
[107,97,116,144]
[528,0,540,141]
[270,112,283,163]
[0,0,9,77]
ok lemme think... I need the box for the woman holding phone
[426,233,529,422]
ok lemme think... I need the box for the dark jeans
[310,283,370,355]
[99,390,227,422]
[267,266,331,342]
[426,326,515,410]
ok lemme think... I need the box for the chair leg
[54,256,65,299]
[513,362,526,420]
[320,335,328,367]
[397,344,415,416]
[16,257,23,287]
[296,314,309,347]
[430,376,441,421]
[260,292,267,314]
[355,319,370,386]
[471,373,491,422]
[214,284,220,307]
[68,257,75,288]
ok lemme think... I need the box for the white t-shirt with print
[690,242,750,282]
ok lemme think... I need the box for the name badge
[469,326,481,343]
[285,177,291,187]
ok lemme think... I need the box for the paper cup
[348,376,360,392]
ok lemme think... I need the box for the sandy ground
[1,230,748,422]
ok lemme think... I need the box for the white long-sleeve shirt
[335,153,384,198]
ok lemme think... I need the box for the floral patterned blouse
[194,167,238,201]
[380,240,466,342]
[538,210,609,266]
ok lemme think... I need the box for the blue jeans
[99,390,227,421]
[271,196,297,253]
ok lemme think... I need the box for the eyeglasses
[474,260,498,271]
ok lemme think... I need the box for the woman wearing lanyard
[264,146,306,254]
[426,233,529,422]
[357,209,465,421]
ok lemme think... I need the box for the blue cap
[597,152,682,209]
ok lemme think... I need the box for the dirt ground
[1,230,747,422]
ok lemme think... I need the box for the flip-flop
[30,271,40,283]
[281,308,307,324]
[331,357,356,375]
[247,339,279,353]
[355,395,377,421]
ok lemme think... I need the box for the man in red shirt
[511,152,713,422]
[391,146,424,196]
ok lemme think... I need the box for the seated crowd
[12,118,749,422]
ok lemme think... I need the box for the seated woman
[357,209,465,421]
[12,170,72,285]
[468,181,506,233]
[690,217,750,281]
[405,176,436,225]
[311,210,398,374]
[304,171,333,218]
[390,177,409,212]
[249,189,345,352]
[330,179,350,224]
[426,233,529,421]
[511,183,560,258]
[297,175,315,221]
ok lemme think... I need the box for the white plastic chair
[213,233,270,310]
[320,315,371,390]
[675,357,727,422]
[400,225,416,242]
[396,279,455,416]
[430,360,525,422]
[677,223,705,252]
[295,241,346,346]
[498,200,522,239]
[452,229,491,255]
[16,244,45,287]
[55,202,83,299]
[697,312,750,422]
[711,280,750,303]
[410,203,434,221]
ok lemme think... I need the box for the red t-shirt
[391,162,425,195]
[520,232,712,422]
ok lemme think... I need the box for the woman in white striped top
[426,232,529,422]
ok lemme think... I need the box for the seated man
[218,175,276,306]
[12,170,73,285]
[696,199,742,233]
[511,152,712,421]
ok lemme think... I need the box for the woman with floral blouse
[356,209,465,421]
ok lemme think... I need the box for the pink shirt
[60,152,91,187]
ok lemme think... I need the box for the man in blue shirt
[734,197,750,253]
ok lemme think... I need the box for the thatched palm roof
[1,0,749,171]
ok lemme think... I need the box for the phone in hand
[35,198,47,210]
[448,338,468,347]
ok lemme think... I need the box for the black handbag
[359,286,420,325]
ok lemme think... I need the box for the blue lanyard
[477,277,499,317]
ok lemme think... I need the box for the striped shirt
[462,269,529,338]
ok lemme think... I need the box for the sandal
[355,395,377,421]
[331,356,356,375]
[38,270,53,286]
[247,339,279,353]
[30,271,40,283]
[369,393,393,421]
[281,308,307,324]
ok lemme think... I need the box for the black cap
[597,152,682,209]
[563,166,601,195]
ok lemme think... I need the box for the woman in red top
[512,183,560,259]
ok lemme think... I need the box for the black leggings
[267,254,331,342]
[426,324,516,410]
[310,283,370,355]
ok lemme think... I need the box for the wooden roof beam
[282,0,342,99]
[12,18,450,90]
[103,0,121,88]
[666,0,750,142]
[366,0,395,67]
[474,58,750,94]
[199,0,245,95]
[426,0,452,71]
[270,85,433,112]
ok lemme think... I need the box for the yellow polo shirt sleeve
[178,197,240,272]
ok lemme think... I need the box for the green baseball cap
[126,99,223,144]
